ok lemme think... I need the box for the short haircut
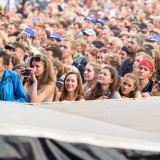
[46,46,62,61]
[63,38,77,52]
[130,35,143,45]
[136,46,153,57]
[74,22,82,29]
[9,22,19,30]
[0,51,10,66]
[92,40,104,49]
[10,53,20,66]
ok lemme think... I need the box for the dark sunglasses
[30,57,41,62]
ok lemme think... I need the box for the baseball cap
[5,41,26,52]
[23,28,36,39]
[83,29,96,37]
[150,35,160,42]
[96,18,105,26]
[49,32,62,42]
[84,16,96,24]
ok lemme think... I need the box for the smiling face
[65,74,78,93]
[121,77,136,96]
[97,68,113,85]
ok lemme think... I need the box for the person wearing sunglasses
[23,54,56,103]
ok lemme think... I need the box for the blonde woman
[83,62,101,97]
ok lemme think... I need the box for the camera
[21,69,30,76]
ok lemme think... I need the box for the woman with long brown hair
[59,71,84,101]
[86,65,121,100]
[119,73,142,98]
[83,62,101,97]
[23,54,55,103]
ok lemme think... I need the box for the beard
[127,47,136,60]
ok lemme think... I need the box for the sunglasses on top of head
[30,57,41,62]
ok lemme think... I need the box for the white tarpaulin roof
[0,99,160,152]
[37,98,160,135]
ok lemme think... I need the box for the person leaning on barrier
[0,51,28,102]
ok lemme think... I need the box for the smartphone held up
[20,68,31,77]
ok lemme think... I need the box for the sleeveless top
[28,84,54,102]
[141,80,155,93]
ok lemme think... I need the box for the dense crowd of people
[0,0,160,103]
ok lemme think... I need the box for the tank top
[28,84,54,102]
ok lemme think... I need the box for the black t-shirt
[141,80,155,93]
[122,58,134,77]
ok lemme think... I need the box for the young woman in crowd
[86,65,121,100]
[137,60,155,94]
[83,62,101,97]
[119,73,142,98]
[51,59,65,91]
[23,54,56,103]
[97,50,105,65]
[59,71,84,101]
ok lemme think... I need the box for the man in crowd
[60,37,84,83]
[121,35,143,76]
[5,41,26,64]
[0,51,28,102]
